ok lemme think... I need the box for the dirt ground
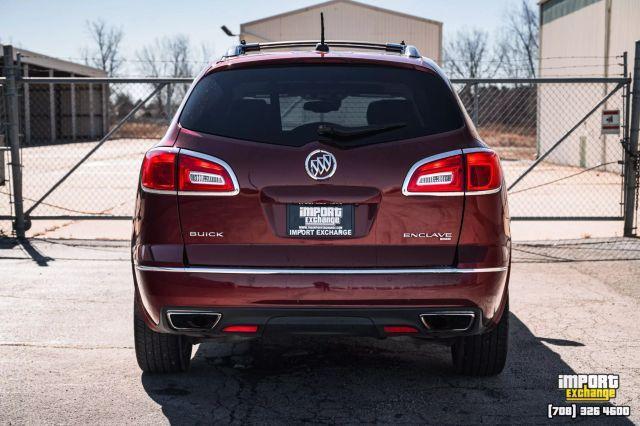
[0,237,638,424]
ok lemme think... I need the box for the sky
[1,0,537,75]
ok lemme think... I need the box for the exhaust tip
[166,310,222,331]
[420,311,475,332]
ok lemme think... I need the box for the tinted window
[180,65,464,147]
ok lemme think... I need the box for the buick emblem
[305,150,337,180]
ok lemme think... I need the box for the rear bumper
[134,264,509,336]
[157,306,485,339]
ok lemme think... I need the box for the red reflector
[405,154,464,194]
[384,326,419,334]
[141,149,177,191]
[222,325,258,333]
[178,153,236,193]
[465,151,502,192]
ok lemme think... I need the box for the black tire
[134,300,192,374]
[451,301,509,376]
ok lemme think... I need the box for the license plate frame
[286,204,355,238]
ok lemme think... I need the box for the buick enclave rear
[131,42,510,376]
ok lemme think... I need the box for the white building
[538,0,640,170]
[540,0,640,78]
[239,0,443,63]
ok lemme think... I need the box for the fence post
[2,45,26,238]
[624,41,640,237]
[473,83,479,126]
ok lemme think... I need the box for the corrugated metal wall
[608,0,640,76]
[540,0,607,78]
[240,1,442,63]
[538,0,638,172]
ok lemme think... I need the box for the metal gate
[1,45,639,238]
[451,75,631,222]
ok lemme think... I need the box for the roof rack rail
[223,40,421,59]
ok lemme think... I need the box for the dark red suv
[132,41,510,376]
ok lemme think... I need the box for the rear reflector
[383,325,419,334]
[222,325,259,333]
[141,149,177,191]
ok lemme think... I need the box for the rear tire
[134,300,192,373]
[451,301,509,376]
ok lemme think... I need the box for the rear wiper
[317,123,406,141]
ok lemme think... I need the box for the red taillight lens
[405,154,464,194]
[178,154,236,193]
[466,151,502,192]
[222,325,258,333]
[141,149,176,191]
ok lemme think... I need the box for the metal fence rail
[1,44,638,237]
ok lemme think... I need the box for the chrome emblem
[305,150,337,180]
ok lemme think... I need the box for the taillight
[140,148,239,195]
[403,153,464,195]
[465,151,502,193]
[178,153,237,194]
[141,149,177,191]
[403,149,502,196]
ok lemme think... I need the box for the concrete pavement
[0,238,638,424]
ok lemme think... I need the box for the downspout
[601,0,613,168]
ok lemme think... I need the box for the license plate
[287,204,354,238]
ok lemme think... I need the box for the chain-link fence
[4,79,190,222]
[0,73,637,236]
[452,78,629,219]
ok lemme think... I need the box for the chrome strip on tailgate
[135,265,508,275]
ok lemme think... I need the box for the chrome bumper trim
[135,265,508,275]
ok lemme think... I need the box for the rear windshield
[179,65,464,147]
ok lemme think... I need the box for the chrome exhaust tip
[166,310,222,331]
[420,311,475,332]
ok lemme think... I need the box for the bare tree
[497,0,539,78]
[82,19,124,76]
[136,35,193,119]
[444,28,501,78]
[198,41,216,66]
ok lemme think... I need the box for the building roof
[1,44,107,77]
[241,0,442,28]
